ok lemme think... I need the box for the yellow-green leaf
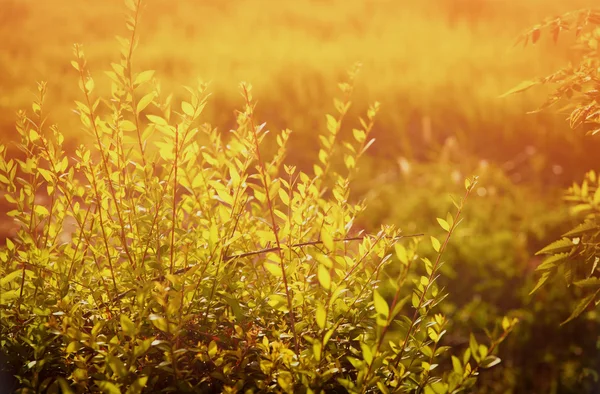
[316,303,326,329]
[267,294,289,312]
[136,92,155,114]
[96,380,121,394]
[0,289,19,303]
[149,314,169,332]
[120,314,136,337]
[208,340,218,357]
[318,264,331,290]
[1,270,21,286]
[121,120,137,132]
[125,376,148,394]
[34,205,49,216]
[181,101,195,117]
[436,218,450,232]
[373,289,389,320]
[146,114,168,126]
[321,228,334,251]
[431,236,441,253]
[499,79,539,98]
[29,129,40,142]
[134,70,155,86]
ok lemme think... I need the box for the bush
[0,1,516,393]
[505,8,600,321]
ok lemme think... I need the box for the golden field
[1,0,599,179]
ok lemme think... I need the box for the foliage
[0,1,516,392]
[352,147,600,393]
[508,9,600,135]
[505,8,600,324]
[532,171,600,324]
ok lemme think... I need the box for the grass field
[2,0,599,180]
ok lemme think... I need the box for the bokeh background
[2,0,600,392]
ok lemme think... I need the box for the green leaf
[464,178,471,190]
[120,120,136,132]
[96,380,121,394]
[267,294,289,312]
[38,168,53,183]
[148,314,169,332]
[316,303,326,329]
[480,355,501,369]
[563,222,598,237]
[1,270,21,286]
[377,381,391,394]
[264,261,283,277]
[107,355,127,378]
[56,377,74,394]
[395,244,408,265]
[529,271,550,295]
[0,289,19,303]
[34,205,49,216]
[208,340,218,357]
[323,328,335,345]
[321,228,334,251]
[373,289,390,321]
[499,79,539,98]
[146,114,168,126]
[411,292,420,308]
[120,314,136,337]
[573,278,600,288]
[361,342,373,365]
[313,341,322,362]
[136,92,155,114]
[451,355,463,375]
[325,114,338,134]
[469,333,478,356]
[66,341,81,353]
[535,253,569,271]
[561,291,598,325]
[536,238,573,255]
[181,101,195,117]
[436,218,450,232]
[134,70,155,86]
[125,376,148,394]
[431,236,441,253]
[318,264,331,290]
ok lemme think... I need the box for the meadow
[1,0,600,393]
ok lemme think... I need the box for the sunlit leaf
[316,303,326,329]
[318,265,331,290]
[374,289,389,323]
[431,236,441,253]
[499,79,539,98]
[562,291,598,325]
[436,218,450,232]
[120,314,136,337]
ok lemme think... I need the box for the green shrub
[0,1,516,393]
[505,8,600,322]
[349,147,600,393]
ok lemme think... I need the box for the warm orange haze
[2,0,599,173]
[1,0,599,393]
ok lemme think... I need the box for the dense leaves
[512,8,600,323]
[0,1,517,393]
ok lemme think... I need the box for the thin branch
[83,233,423,318]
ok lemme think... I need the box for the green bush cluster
[0,1,517,392]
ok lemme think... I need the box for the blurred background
[1,0,599,392]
